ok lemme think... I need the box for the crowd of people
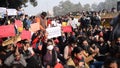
[0,9,120,68]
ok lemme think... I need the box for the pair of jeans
[90,61,104,68]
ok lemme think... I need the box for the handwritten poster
[46,27,61,39]
[0,25,15,38]
[29,23,40,32]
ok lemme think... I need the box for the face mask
[47,45,54,50]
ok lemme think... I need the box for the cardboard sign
[20,30,31,40]
[2,34,21,46]
[7,9,17,16]
[46,27,61,39]
[0,25,15,38]
[13,34,21,43]
[29,23,40,32]
[62,26,72,32]
[2,38,14,46]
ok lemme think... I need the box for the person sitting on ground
[67,47,85,68]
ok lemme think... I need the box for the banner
[7,9,17,16]
[62,26,72,32]
[29,23,40,32]
[20,30,31,40]
[0,25,15,38]
[46,27,61,39]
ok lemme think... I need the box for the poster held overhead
[29,23,40,32]
[0,25,15,38]
[0,7,6,14]
[46,27,61,39]
[7,9,17,16]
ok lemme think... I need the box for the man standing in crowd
[39,12,47,31]
[110,13,120,41]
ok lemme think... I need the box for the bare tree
[53,0,83,16]
[83,4,91,11]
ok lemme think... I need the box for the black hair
[25,15,28,17]
[11,64,24,68]
[21,39,29,45]
[71,17,74,20]
[67,37,76,45]
[47,39,53,44]
[20,14,24,17]
[104,57,120,68]
[41,12,47,17]
[71,47,83,57]
[64,65,75,68]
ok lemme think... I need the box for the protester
[23,15,32,30]
[0,8,120,68]
[4,46,27,68]
[42,39,57,68]
[64,37,77,61]
[67,47,85,68]
[39,12,47,31]
[91,12,101,27]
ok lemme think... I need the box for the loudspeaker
[117,1,120,11]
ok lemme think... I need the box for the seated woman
[80,39,103,68]
[67,47,85,68]
[64,37,77,61]
[42,39,57,68]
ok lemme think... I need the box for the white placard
[7,9,17,16]
[0,13,4,18]
[46,27,61,39]
[0,7,6,14]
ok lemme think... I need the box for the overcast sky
[23,0,105,15]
